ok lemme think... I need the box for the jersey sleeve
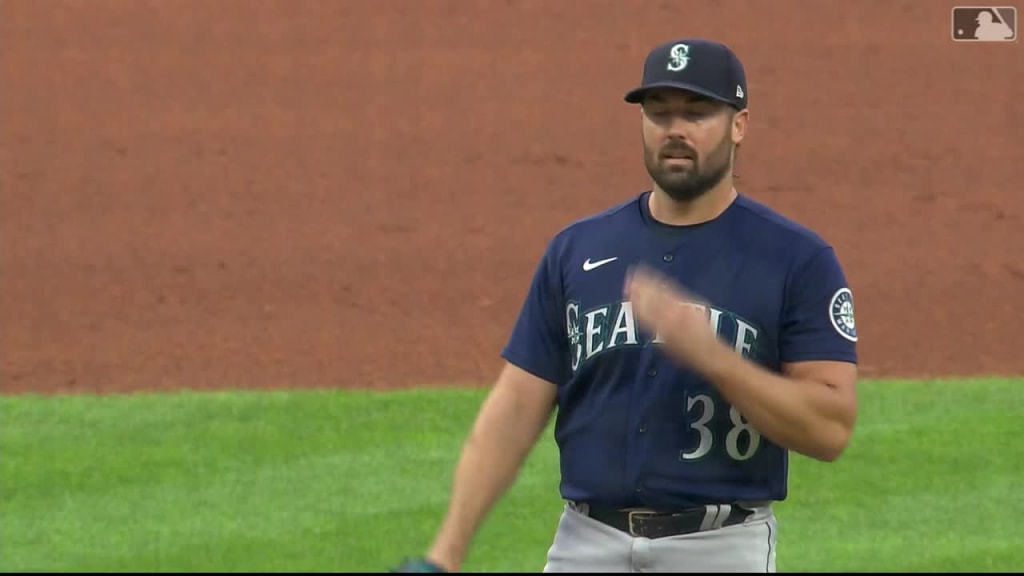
[500,238,570,387]
[778,246,859,364]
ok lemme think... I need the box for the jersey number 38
[680,394,762,462]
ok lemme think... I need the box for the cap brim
[624,82,734,106]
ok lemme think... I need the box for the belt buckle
[626,510,655,537]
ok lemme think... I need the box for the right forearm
[427,391,549,571]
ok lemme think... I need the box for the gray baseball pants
[542,502,778,573]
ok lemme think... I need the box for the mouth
[661,149,693,162]
[661,154,693,166]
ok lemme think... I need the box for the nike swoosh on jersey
[582,257,619,271]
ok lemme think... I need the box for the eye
[683,107,715,120]
[646,106,714,123]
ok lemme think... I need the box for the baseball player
[393,37,859,573]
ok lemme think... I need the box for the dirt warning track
[1,0,1021,394]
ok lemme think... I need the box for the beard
[644,132,734,202]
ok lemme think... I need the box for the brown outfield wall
[1,0,1021,395]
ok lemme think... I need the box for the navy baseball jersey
[501,191,858,510]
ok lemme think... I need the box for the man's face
[640,88,746,202]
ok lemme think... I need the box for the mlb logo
[951,6,1017,41]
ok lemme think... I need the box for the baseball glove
[390,557,448,573]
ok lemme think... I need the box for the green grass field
[2,378,1021,573]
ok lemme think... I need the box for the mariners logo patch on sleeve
[829,287,857,342]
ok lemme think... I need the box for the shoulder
[554,193,643,239]
[732,195,854,309]
[545,193,644,253]
[730,193,848,281]
[731,194,834,254]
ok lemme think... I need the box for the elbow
[807,420,855,463]
[811,441,848,463]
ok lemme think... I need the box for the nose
[663,121,693,148]
[660,112,693,140]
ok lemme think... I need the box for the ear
[732,109,749,145]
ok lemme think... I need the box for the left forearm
[625,266,857,461]
[694,342,855,462]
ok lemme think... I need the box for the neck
[648,178,738,226]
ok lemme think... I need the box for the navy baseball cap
[624,38,748,110]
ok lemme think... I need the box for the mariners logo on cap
[829,288,857,342]
[667,43,690,72]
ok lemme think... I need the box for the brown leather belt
[569,501,753,539]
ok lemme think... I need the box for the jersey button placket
[640,368,653,432]
[662,253,674,263]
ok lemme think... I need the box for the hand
[623,264,722,369]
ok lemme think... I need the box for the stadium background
[2,0,1021,396]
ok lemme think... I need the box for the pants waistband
[567,500,755,539]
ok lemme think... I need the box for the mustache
[659,141,697,158]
